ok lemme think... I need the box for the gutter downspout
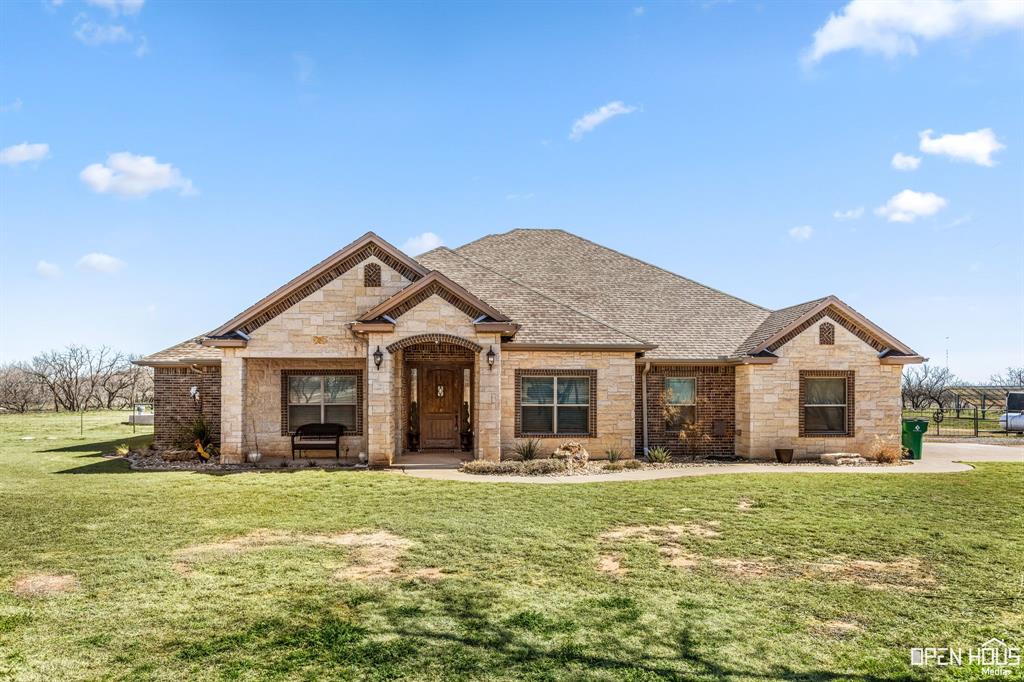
[641,362,651,456]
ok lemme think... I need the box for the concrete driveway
[399,441,1022,484]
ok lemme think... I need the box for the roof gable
[210,232,427,337]
[357,271,511,323]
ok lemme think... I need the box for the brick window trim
[819,321,835,345]
[514,368,597,438]
[798,370,855,438]
[280,368,364,436]
[364,262,381,288]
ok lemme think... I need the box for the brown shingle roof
[136,337,222,366]
[735,297,829,356]
[433,229,773,360]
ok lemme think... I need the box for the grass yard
[1,411,1022,681]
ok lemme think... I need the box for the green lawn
[1,412,1021,681]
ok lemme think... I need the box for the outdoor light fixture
[373,346,384,369]
[189,386,201,405]
[486,345,496,370]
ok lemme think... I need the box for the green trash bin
[901,418,929,460]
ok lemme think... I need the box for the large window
[287,374,358,432]
[802,377,848,435]
[664,377,696,430]
[520,375,590,435]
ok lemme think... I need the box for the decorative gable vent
[819,321,835,345]
[364,262,381,288]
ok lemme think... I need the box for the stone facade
[501,350,635,459]
[734,315,903,460]
[636,365,735,458]
[153,365,221,449]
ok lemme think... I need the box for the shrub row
[461,458,568,476]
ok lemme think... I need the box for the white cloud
[36,260,61,278]
[134,35,149,57]
[86,0,144,15]
[833,207,864,220]
[0,142,49,166]
[0,98,23,113]
[569,101,638,141]
[788,225,814,240]
[73,15,133,46]
[80,152,196,197]
[804,0,1024,64]
[919,127,1005,166]
[77,252,125,274]
[891,152,921,170]
[875,189,947,222]
[401,232,444,256]
[633,6,645,16]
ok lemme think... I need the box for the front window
[288,374,358,432]
[803,377,847,434]
[521,376,590,435]
[664,377,696,430]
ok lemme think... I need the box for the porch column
[366,334,395,467]
[476,340,501,461]
[220,349,247,464]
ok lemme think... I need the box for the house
[136,229,923,465]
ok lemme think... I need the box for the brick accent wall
[798,369,855,437]
[819,322,835,345]
[513,368,598,438]
[401,342,475,442]
[153,365,221,448]
[636,365,735,457]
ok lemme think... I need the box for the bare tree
[0,362,49,412]
[990,366,1024,387]
[902,364,959,410]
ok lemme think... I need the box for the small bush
[866,435,903,464]
[604,462,624,472]
[114,443,130,456]
[513,439,541,461]
[179,416,214,450]
[605,446,623,463]
[523,459,567,475]
[623,460,643,470]
[646,446,672,463]
[462,458,566,476]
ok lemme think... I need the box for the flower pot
[407,432,420,452]
[775,448,794,464]
[460,432,473,452]
[246,451,262,464]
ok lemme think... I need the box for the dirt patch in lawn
[596,554,626,576]
[599,522,721,543]
[805,556,937,592]
[809,617,864,638]
[737,498,756,511]
[173,529,424,582]
[12,573,79,598]
[711,558,777,578]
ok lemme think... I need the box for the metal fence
[902,407,1016,438]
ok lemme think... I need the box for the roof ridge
[539,228,771,313]
[440,248,654,346]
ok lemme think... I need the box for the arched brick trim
[386,334,483,354]
[819,322,835,345]
[767,309,887,353]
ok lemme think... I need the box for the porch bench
[291,423,345,460]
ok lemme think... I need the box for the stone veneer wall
[635,365,735,457]
[153,366,221,448]
[501,350,636,459]
[243,358,366,459]
[734,315,903,460]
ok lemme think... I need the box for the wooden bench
[291,423,345,460]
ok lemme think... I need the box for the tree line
[0,346,153,413]
[901,364,1024,410]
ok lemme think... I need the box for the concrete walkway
[398,441,1023,484]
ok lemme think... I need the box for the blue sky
[1,0,1021,381]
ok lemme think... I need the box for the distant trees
[0,346,152,413]
[901,364,959,410]
[989,366,1024,387]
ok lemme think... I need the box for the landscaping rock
[820,453,868,466]
[552,441,589,467]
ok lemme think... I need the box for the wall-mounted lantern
[373,346,384,370]
[189,386,201,406]
[486,345,496,370]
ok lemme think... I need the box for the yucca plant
[513,438,541,461]
[646,446,672,463]
[604,446,623,463]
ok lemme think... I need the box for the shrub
[646,446,672,463]
[179,416,214,450]
[461,458,567,476]
[605,446,623,463]
[513,438,541,461]
[114,443,130,456]
[623,460,643,470]
[866,435,903,464]
[523,459,567,475]
[604,462,624,472]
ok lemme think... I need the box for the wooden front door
[419,366,461,449]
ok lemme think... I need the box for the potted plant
[459,401,473,452]
[407,401,420,452]
[775,448,794,464]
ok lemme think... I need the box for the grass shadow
[43,434,153,455]
[55,457,133,475]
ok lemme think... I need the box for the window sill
[800,432,851,438]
